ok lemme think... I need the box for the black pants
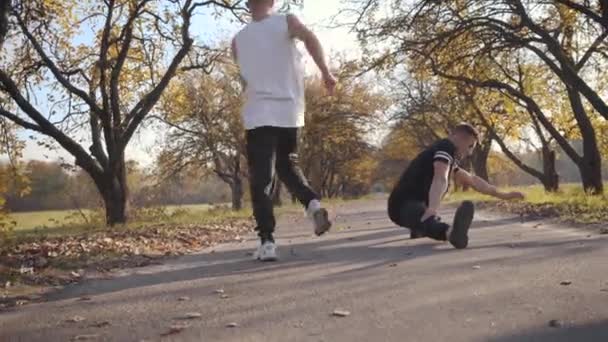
[388,199,449,241]
[246,126,319,240]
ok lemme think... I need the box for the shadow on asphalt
[487,320,608,342]
[42,209,604,304]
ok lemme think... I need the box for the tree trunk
[100,173,128,226]
[566,87,603,194]
[0,0,9,50]
[541,148,559,192]
[579,158,604,194]
[230,177,243,211]
[480,119,559,194]
[90,147,129,226]
[471,137,491,181]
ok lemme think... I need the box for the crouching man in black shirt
[388,123,524,249]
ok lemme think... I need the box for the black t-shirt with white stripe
[388,139,460,210]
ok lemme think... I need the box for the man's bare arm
[454,169,524,200]
[425,161,450,219]
[287,14,336,94]
[231,37,247,89]
[287,14,329,75]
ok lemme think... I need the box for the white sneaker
[253,241,278,262]
[307,200,332,236]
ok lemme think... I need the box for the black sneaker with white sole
[449,201,475,249]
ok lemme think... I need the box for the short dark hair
[452,122,480,141]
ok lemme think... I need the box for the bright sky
[17,1,362,166]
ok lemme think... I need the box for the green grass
[3,204,250,243]
[7,204,219,232]
[447,183,608,223]
[8,209,94,231]
[4,195,370,239]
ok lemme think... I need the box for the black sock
[422,216,449,241]
[260,233,274,244]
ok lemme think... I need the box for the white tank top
[235,14,305,130]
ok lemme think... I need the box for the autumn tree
[301,61,387,197]
[0,0,253,225]
[157,60,246,210]
[349,0,606,193]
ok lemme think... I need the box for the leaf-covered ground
[1,216,253,310]
[448,184,608,225]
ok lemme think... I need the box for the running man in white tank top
[232,0,337,261]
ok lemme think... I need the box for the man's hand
[500,191,525,201]
[420,208,438,223]
[323,71,337,95]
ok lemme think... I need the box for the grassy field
[7,186,605,238]
[6,204,220,234]
[448,183,608,223]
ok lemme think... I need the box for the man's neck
[447,136,461,159]
[251,11,271,22]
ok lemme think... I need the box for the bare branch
[12,10,102,116]
[0,107,44,133]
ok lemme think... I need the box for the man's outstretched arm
[454,169,524,200]
[286,14,336,94]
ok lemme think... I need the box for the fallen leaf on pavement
[67,316,86,323]
[332,309,351,317]
[89,321,111,328]
[178,312,202,320]
[72,334,99,341]
[162,323,190,336]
